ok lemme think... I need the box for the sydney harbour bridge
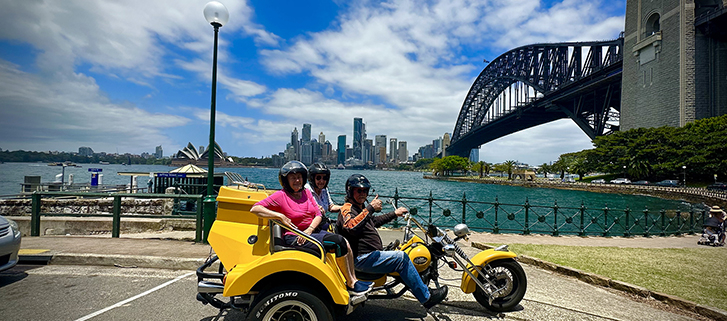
[446,37,624,158]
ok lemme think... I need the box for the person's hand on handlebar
[370,195,383,212]
[394,207,408,217]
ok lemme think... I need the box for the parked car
[655,179,680,187]
[609,178,631,184]
[707,182,727,191]
[591,179,606,184]
[632,180,651,185]
[0,215,22,272]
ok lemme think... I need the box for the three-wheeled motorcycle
[196,186,527,320]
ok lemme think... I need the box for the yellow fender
[224,251,349,305]
[460,249,517,293]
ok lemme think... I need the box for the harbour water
[0,162,692,212]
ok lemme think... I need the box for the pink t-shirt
[254,189,322,235]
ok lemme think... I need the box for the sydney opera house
[171,142,233,167]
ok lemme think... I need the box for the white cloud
[0,60,189,153]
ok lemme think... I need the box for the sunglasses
[315,175,328,181]
[353,188,370,195]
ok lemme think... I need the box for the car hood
[0,215,8,229]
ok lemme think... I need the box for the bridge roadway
[0,230,712,321]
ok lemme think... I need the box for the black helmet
[345,174,371,201]
[308,163,331,188]
[279,161,308,193]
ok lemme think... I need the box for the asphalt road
[0,246,706,321]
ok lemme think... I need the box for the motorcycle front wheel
[473,259,527,312]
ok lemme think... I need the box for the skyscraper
[353,118,364,160]
[374,135,386,164]
[337,135,346,166]
[318,132,325,145]
[363,139,373,164]
[155,145,163,158]
[291,128,299,161]
[469,148,479,163]
[389,138,398,163]
[397,141,408,162]
[302,123,311,142]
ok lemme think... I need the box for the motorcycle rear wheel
[473,259,527,312]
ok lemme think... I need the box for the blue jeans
[354,250,430,303]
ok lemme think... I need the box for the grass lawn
[496,244,727,311]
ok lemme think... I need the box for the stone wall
[0,198,177,217]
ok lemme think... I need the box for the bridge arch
[447,38,624,157]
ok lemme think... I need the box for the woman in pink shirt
[251,161,372,295]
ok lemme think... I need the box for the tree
[471,161,486,178]
[539,163,551,178]
[503,160,517,180]
[431,156,470,176]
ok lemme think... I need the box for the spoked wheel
[247,285,333,321]
[473,259,527,312]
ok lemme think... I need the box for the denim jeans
[354,250,430,303]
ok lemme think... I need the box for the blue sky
[0,0,625,165]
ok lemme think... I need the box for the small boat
[99,161,110,165]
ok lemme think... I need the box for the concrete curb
[47,253,205,271]
[472,242,727,321]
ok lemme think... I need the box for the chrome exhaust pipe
[198,280,224,294]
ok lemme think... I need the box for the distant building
[78,146,94,157]
[155,145,163,158]
[397,141,408,163]
[353,118,364,160]
[302,123,311,142]
[469,148,479,163]
[389,138,398,163]
[374,135,386,165]
[301,141,312,165]
[291,127,299,161]
[172,141,231,167]
[337,135,346,166]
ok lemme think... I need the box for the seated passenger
[251,161,372,295]
[305,163,340,232]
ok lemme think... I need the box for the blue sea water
[0,162,692,212]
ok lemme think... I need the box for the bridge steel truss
[448,38,624,157]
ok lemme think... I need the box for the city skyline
[0,1,625,165]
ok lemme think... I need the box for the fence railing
[29,187,709,242]
[331,189,707,236]
[30,191,205,242]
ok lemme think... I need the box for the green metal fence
[30,191,205,242]
[330,189,707,237]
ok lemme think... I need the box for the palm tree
[503,160,517,180]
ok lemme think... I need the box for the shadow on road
[0,264,43,288]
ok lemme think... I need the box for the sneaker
[348,281,373,296]
[423,285,448,309]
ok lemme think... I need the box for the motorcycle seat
[272,224,336,258]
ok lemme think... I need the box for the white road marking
[73,271,194,321]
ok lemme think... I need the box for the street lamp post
[202,1,229,243]
[682,165,687,187]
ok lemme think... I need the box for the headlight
[7,219,21,239]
